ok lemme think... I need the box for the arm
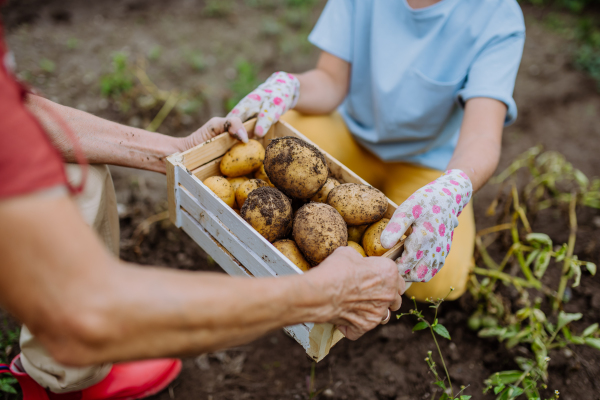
[446,97,507,192]
[25,94,246,174]
[294,51,351,115]
[227,51,350,136]
[0,192,403,366]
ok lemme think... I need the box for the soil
[1,1,600,400]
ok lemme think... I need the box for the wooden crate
[166,119,404,362]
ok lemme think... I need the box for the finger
[380,202,414,249]
[254,114,274,138]
[395,233,428,282]
[343,326,364,341]
[389,292,402,312]
[337,325,347,337]
[225,116,248,143]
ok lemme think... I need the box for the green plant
[186,50,207,72]
[39,58,56,73]
[398,290,471,399]
[0,323,20,395]
[147,45,162,61]
[204,0,233,18]
[225,59,260,112]
[469,147,599,399]
[100,52,135,98]
[66,37,79,50]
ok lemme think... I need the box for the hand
[227,71,300,137]
[179,116,248,151]
[380,169,472,282]
[305,247,405,340]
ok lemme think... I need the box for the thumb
[226,116,248,143]
[253,114,275,138]
[381,204,414,249]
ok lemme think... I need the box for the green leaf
[570,336,585,345]
[534,251,551,279]
[479,327,507,338]
[532,309,546,323]
[526,233,552,247]
[554,244,567,262]
[0,377,17,394]
[494,384,506,394]
[583,323,599,337]
[433,324,451,340]
[525,249,540,266]
[585,337,600,350]
[508,386,524,397]
[570,262,582,287]
[586,262,597,275]
[574,169,589,189]
[557,311,582,331]
[459,396,472,400]
[412,321,428,332]
[488,370,522,385]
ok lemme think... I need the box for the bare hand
[180,116,248,151]
[305,247,405,340]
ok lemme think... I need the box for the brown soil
[1,1,599,400]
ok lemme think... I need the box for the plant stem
[473,267,541,290]
[430,327,453,397]
[554,193,577,311]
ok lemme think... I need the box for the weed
[225,59,260,112]
[398,290,471,399]
[469,147,599,398]
[244,0,278,10]
[66,37,79,50]
[147,45,162,61]
[100,52,134,98]
[204,0,233,18]
[0,322,19,395]
[261,17,283,37]
[186,50,207,72]
[39,58,55,73]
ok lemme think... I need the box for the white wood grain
[180,210,252,278]
[177,166,304,276]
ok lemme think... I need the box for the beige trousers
[20,164,119,393]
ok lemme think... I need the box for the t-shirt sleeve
[456,19,525,126]
[308,0,354,62]
[0,50,67,199]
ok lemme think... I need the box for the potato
[220,139,265,177]
[347,241,367,257]
[362,218,390,257]
[203,176,235,208]
[264,136,328,199]
[310,177,340,203]
[254,164,274,187]
[273,239,311,272]
[228,176,249,207]
[348,224,369,243]
[293,203,347,266]
[241,187,292,243]
[235,179,269,209]
[327,183,388,226]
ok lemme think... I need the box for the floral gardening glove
[227,71,300,139]
[380,169,473,282]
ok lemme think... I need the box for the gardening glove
[380,169,473,283]
[227,71,300,139]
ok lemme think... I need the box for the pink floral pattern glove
[228,71,300,138]
[380,169,473,283]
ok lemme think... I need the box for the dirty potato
[235,179,269,209]
[347,224,369,243]
[293,203,347,266]
[362,218,390,257]
[254,164,274,187]
[264,136,328,199]
[220,139,265,177]
[310,177,340,203]
[347,241,367,257]
[203,176,235,208]
[273,239,311,272]
[327,183,388,226]
[241,187,293,243]
[227,176,249,207]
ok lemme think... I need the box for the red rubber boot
[2,354,181,400]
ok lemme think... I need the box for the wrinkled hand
[380,169,472,283]
[227,71,300,137]
[179,116,248,151]
[306,247,405,340]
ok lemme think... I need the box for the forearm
[25,94,185,174]
[446,98,506,192]
[294,51,350,114]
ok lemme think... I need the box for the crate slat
[177,165,304,276]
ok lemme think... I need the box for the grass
[225,59,260,112]
[0,322,20,395]
[100,52,134,98]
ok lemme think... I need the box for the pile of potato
[203,136,392,271]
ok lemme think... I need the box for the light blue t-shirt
[308,0,525,171]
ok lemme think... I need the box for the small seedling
[147,45,162,61]
[398,289,470,399]
[66,37,79,50]
[100,52,134,98]
[39,58,56,73]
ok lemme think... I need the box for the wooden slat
[179,120,258,171]
[166,155,182,227]
[180,210,252,277]
[192,157,223,181]
[179,187,280,278]
[177,165,303,276]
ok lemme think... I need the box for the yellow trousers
[281,111,475,301]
